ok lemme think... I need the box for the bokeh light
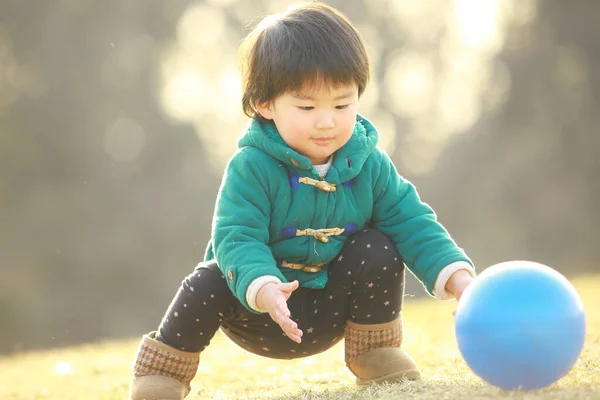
[158,0,536,175]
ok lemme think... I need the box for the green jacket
[204,115,472,311]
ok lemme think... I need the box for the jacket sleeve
[370,149,473,295]
[212,149,286,312]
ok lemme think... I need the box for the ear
[255,101,274,120]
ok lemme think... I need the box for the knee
[350,229,392,245]
[345,229,404,268]
[185,260,229,292]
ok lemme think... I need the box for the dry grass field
[1,275,598,399]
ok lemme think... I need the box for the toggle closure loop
[298,177,336,192]
[281,261,324,273]
[296,227,345,243]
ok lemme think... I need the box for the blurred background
[1,0,598,355]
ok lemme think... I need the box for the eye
[335,104,350,110]
[298,106,314,111]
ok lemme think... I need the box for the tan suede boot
[344,319,420,385]
[129,332,200,400]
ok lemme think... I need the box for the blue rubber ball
[455,261,586,390]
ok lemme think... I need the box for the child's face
[257,82,359,165]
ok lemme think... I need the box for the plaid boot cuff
[344,319,403,365]
[132,332,199,387]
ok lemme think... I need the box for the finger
[274,313,302,339]
[283,324,303,343]
[281,280,299,294]
[275,311,298,331]
[271,308,292,328]
[287,332,302,343]
[284,320,302,337]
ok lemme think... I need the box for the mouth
[312,137,334,144]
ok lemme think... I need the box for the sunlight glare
[438,77,481,135]
[54,361,73,375]
[367,109,396,154]
[197,363,212,372]
[389,0,448,42]
[454,0,501,51]
[177,4,226,47]
[302,357,316,366]
[162,71,207,122]
[385,51,435,117]
[217,67,243,117]
[206,0,239,6]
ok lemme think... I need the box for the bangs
[262,20,363,97]
[281,70,357,99]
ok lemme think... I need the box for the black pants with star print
[156,229,405,359]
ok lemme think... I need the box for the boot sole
[356,368,421,386]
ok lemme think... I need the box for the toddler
[129,2,475,399]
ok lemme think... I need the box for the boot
[129,332,200,400]
[344,319,420,385]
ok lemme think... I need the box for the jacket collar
[237,114,379,181]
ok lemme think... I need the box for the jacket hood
[237,114,379,182]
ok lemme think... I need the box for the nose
[315,111,334,130]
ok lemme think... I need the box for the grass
[1,275,599,400]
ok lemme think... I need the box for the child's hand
[445,269,474,302]
[446,269,473,316]
[256,280,303,343]
[446,269,474,316]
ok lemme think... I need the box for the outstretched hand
[446,269,475,316]
[256,280,303,343]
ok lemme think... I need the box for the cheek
[276,111,298,133]
[341,114,357,134]
[290,115,312,135]
[284,110,305,128]
[282,115,310,142]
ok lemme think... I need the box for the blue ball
[455,261,586,390]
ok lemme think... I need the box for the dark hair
[239,2,371,120]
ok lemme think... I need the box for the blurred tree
[0,1,218,353]
[425,0,600,274]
